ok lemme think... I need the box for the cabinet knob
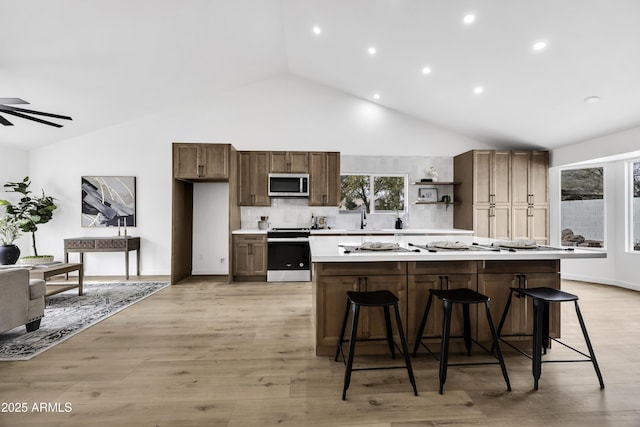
[197,164,204,177]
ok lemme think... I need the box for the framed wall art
[81,176,136,227]
[418,187,438,202]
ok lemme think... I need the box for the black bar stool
[496,287,604,390]
[412,288,511,394]
[335,290,418,400]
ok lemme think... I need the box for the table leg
[125,250,130,280]
[65,251,69,279]
[78,264,84,296]
[136,249,140,276]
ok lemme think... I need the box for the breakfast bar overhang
[310,235,606,356]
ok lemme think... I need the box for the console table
[64,237,140,279]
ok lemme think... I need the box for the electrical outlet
[219,257,225,264]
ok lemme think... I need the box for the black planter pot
[0,244,21,265]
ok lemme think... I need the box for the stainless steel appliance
[268,173,309,197]
[267,228,311,282]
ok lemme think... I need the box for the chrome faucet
[360,204,367,229]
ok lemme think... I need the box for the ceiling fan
[0,98,72,128]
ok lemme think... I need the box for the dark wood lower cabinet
[313,259,561,355]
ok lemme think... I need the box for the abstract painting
[81,176,136,227]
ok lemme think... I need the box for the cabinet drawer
[478,259,559,273]
[314,262,405,276]
[233,235,266,244]
[95,239,127,249]
[65,239,95,250]
[408,260,477,275]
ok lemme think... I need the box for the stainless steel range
[267,228,311,282]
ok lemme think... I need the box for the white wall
[0,146,30,254]
[25,74,488,276]
[551,125,640,167]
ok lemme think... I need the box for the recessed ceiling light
[373,93,380,100]
[463,14,475,24]
[584,96,601,104]
[473,86,484,94]
[422,66,432,75]
[533,41,547,51]
[368,46,377,55]
[312,26,322,35]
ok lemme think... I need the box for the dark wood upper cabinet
[173,143,230,181]
[269,151,309,173]
[238,151,270,206]
[309,152,340,206]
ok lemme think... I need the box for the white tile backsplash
[240,155,455,230]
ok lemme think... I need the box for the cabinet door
[492,150,511,205]
[512,205,530,241]
[309,152,327,206]
[325,152,340,206]
[511,151,531,206]
[289,152,309,173]
[477,273,522,342]
[238,152,270,206]
[200,144,229,179]
[173,144,200,179]
[511,205,548,244]
[407,274,476,344]
[232,241,251,276]
[315,275,360,351]
[251,152,270,206]
[529,151,549,205]
[473,151,492,204]
[473,205,491,238]
[269,152,289,173]
[361,275,407,341]
[249,240,267,275]
[474,205,510,239]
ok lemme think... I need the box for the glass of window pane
[560,167,604,248]
[373,176,405,212]
[340,175,371,212]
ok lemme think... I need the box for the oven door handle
[267,237,310,242]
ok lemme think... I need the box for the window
[340,174,407,213]
[631,161,640,251]
[560,167,604,248]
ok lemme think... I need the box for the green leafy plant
[0,177,57,256]
[0,215,21,245]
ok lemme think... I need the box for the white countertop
[231,228,473,235]
[309,235,607,262]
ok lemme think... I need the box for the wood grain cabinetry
[477,260,560,343]
[407,261,477,344]
[454,149,548,242]
[313,262,406,355]
[309,152,340,206]
[511,151,549,243]
[269,151,309,173]
[232,234,267,280]
[173,143,230,180]
[238,151,270,206]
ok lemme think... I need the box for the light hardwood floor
[1,277,639,426]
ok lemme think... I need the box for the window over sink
[339,174,407,214]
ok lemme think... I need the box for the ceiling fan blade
[0,105,72,121]
[0,113,14,126]
[0,98,28,105]
[0,109,64,128]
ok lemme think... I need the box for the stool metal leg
[393,303,418,396]
[335,299,351,362]
[532,298,543,390]
[439,300,453,394]
[412,293,433,357]
[484,302,511,391]
[383,305,396,359]
[462,304,472,356]
[542,300,550,354]
[342,303,360,400]
[574,301,605,389]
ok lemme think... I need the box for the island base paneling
[313,259,561,356]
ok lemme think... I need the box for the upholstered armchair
[0,268,46,334]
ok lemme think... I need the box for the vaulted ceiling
[2,0,639,151]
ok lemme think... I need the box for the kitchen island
[310,235,606,356]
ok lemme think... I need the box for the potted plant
[0,215,22,264]
[0,176,57,263]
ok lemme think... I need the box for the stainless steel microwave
[268,173,309,197]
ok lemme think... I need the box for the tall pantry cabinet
[454,150,549,243]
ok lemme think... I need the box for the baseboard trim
[561,274,640,292]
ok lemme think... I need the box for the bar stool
[496,287,604,390]
[412,288,511,394]
[335,290,418,400]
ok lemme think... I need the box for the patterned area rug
[0,281,169,361]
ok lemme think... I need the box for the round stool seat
[430,288,490,304]
[347,290,399,306]
[513,287,578,302]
